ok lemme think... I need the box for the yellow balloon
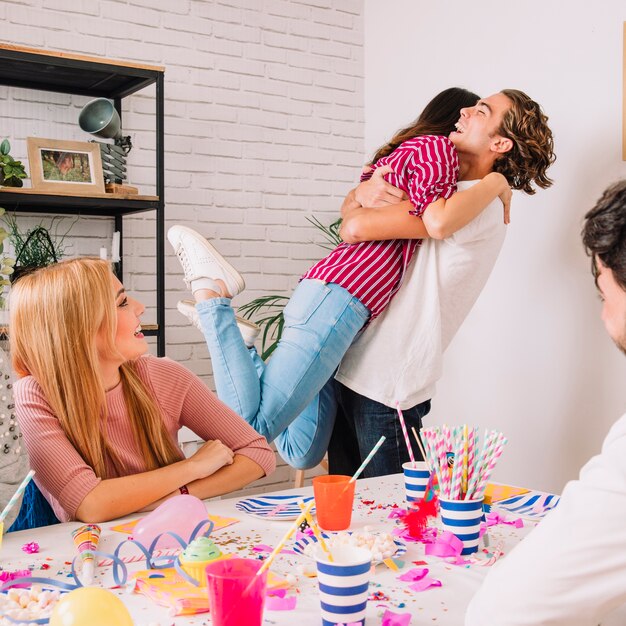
[49,587,133,626]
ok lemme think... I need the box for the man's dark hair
[582,180,626,291]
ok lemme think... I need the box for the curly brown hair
[493,89,556,195]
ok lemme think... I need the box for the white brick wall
[1,0,364,495]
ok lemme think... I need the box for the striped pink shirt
[302,135,458,318]
[14,355,276,522]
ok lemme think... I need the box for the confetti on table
[0,570,31,587]
[21,542,39,554]
[409,576,441,592]
[397,567,428,582]
[265,589,297,611]
[382,608,413,625]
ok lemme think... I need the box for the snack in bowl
[299,528,401,562]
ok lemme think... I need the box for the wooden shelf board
[0,43,164,73]
[0,188,158,202]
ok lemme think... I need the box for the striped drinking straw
[0,470,35,524]
[395,402,416,467]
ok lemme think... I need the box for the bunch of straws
[420,425,507,501]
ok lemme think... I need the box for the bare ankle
[193,289,222,301]
[214,279,230,298]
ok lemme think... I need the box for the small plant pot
[10,265,40,284]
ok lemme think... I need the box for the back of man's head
[493,89,556,196]
[582,180,626,291]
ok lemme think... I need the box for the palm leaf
[305,215,343,250]
[238,215,342,360]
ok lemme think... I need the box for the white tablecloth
[0,474,535,625]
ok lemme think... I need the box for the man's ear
[491,136,513,155]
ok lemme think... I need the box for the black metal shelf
[0,191,160,216]
[0,44,166,355]
[0,44,163,98]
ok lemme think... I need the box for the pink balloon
[132,495,209,549]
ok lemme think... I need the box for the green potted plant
[0,208,15,316]
[0,139,27,188]
[3,213,75,283]
[238,216,342,360]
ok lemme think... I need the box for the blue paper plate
[293,532,406,563]
[495,491,560,519]
[235,494,316,521]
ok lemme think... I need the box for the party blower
[71,524,101,585]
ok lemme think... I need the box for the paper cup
[402,461,430,504]
[205,558,267,626]
[313,475,355,531]
[315,545,371,626]
[439,497,484,555]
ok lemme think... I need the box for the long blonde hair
[10,258,182,478]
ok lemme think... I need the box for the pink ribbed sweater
[14,355,276,522]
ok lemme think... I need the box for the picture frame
[26,137,105,194]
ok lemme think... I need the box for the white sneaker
[167,225,245,298]
[176,300,261,348]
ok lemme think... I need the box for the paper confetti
[382,609,412,625]
[21,542,39,554]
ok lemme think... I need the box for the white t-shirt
[335,180,506,409]
[465,412,626,626]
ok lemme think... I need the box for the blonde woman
[10,258,275,523]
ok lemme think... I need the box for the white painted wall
[364,0,626,493]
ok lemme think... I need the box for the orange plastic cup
[313,474,356,531]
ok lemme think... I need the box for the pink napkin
[424,531,463,558]
[382,609,412,625]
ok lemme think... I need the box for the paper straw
[449,428,464,500]
[433,431,449,496]
[395,402,415,466]
[462,424,469,496]
[466,429,491,499]
[298,501,333,562]
[472,436,508,499]
[466,426,477,494]
[411,426,429,465]
[422,430,446,496]
[349,435,386,483]
[0,470,35,523]
[256,499,315,576]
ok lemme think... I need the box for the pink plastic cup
[205,558,268,626]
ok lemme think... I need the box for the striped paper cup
[402,461,430,504]
[315,545,371,626]
[439,497,484,555]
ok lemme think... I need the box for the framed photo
[26,137,105,194]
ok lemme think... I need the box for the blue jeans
[196,280,370,469]
[328,381,431,478]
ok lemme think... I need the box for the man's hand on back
[354,165,407,208]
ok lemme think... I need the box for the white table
[0,474,535,625]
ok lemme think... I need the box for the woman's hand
[500,185,512,225]
[355,165,407,208]
[187,439,235,480]
[485,172,512,224]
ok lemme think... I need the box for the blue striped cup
[402,461,430,504]
[439,497,484,555]
[315,545,372,626]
